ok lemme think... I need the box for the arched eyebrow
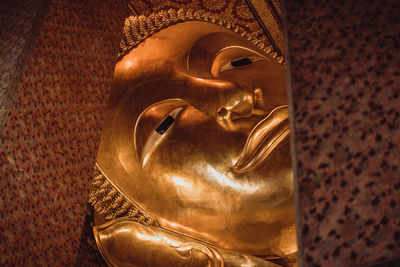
[214,46,271,62]
[186,32,263,74]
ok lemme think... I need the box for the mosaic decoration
[0,0,128,265]
[0,0,48,134]
[285,0,400,266]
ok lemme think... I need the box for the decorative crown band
[88,163,159,227]
[119,8,284,64]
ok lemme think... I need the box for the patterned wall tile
[285,0,400,266]
[0,0,48,134]
[0,0,128,265]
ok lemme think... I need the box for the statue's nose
[216,86,267,131]
[216,91,253,128]
[179,73,266,131]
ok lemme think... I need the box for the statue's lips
[234,105,289,173]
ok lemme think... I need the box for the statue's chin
[157,209,296,257]
[145,136,295,257]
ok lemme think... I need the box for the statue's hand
[94,217,281,267]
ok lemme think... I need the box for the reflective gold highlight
[89,9,297,267]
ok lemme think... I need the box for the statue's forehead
[117,22,264,79]
[121,22,239,62]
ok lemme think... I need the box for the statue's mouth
[234,105,289,173]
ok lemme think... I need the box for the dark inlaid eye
[140,106,184,165]
[231,57,252,67]
[155,115,174,134]
[219,56,263,72]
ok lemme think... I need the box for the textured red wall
[0,0,128,265]
[0,0,48,133]
[285,0,400,266]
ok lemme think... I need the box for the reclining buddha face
[97,20,296,257]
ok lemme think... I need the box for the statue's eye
[140,107,184,165]
[156,116,174,134]
[231,57,252,67]
[219,56,262,72]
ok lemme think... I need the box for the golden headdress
[118,8,284,63]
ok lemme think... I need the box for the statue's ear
[93,218,281,267]
[93,218,189,267]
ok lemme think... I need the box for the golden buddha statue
[89,8,297,267]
